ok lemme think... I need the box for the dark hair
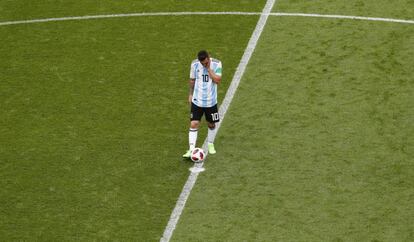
[197,50,209,61]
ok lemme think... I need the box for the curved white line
[272,12,414,24]
[0,12,259,26]
[0,11,413,27]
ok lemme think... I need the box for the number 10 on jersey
[202,74,209,82]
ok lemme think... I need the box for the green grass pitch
[0,1,263,240]
[1,0,413,241]
[173,16,414,241]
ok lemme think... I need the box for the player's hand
[205,58,210,69]
[202,58,210,68]
[188,94,193,104]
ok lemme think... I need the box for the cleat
[208,143,216,154]
[182,150,191,158]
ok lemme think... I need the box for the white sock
[189,128,198,150]
[208,127,216,144]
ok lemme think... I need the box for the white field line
[1,12,414,27]
[271,12,414,24]
[0,12,259,26]
[160,1,276,241]
[1,5,411,241]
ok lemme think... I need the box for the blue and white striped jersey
[189,58,222,108]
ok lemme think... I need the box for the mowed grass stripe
[0,15,259,240]
[172,17,414,241]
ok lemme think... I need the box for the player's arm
[207,68,221,84]
[189,62,196,104]
[188,78,195,104]
[207,59,222,84]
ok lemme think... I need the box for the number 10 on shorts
[211,112,219,121]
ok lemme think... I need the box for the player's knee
[190,121,200,129]
[208,123,216,129]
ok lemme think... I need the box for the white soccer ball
[191,148,205,162]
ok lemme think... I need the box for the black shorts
[191,102,220,123]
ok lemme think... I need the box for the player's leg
[183,103,203,158]
[205,105,220,154]
[189,120,200,151]
[207,122,217,154]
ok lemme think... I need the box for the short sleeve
[215,61,222,76]
[190,63,195,79]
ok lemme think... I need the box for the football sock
[208,127,216,144]
[189,128,198,150]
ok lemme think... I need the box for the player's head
[198,50,209,67]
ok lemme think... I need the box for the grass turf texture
[172,18,414,241]
[0,12,260,241]
[0,0,267,22]
[275,0,414,20]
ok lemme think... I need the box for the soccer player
[183,50,222,158]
